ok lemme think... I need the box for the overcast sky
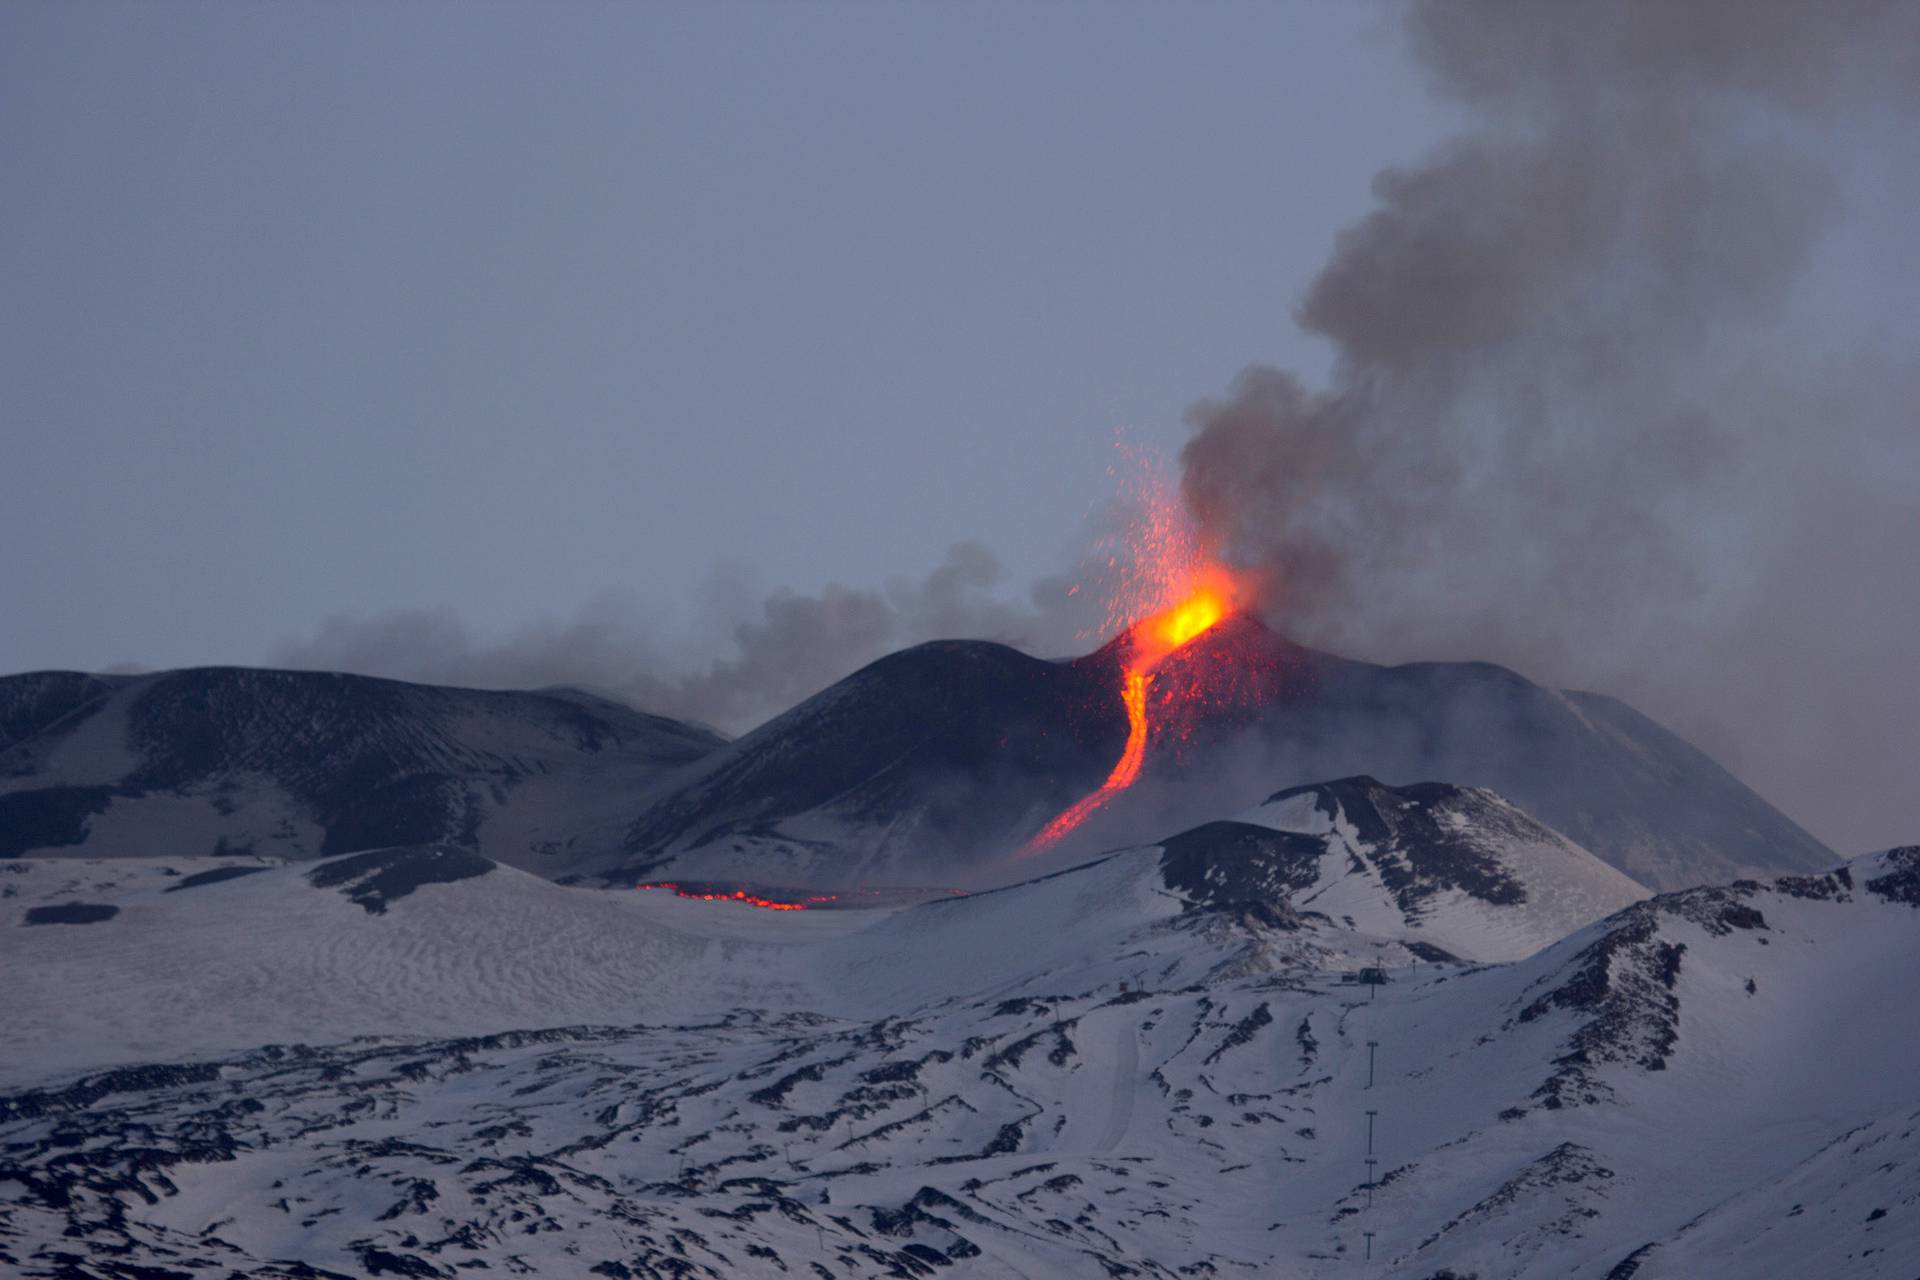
[3,2,1437,660]
[3,2,1913,854]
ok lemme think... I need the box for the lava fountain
[1023,446,1245,856]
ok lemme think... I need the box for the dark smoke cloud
[273,542,1099,735]
[1182,0,1919,853]
[277,4,1914,855]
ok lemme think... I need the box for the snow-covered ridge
[1160,775,1650,962]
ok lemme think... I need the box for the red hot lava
[634,882,964,911]
[1023,443,1256,855]
[1023,566,1239,853]
[635,882,838,911]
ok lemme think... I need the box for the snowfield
[3,836,1916,1277]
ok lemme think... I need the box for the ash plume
[1182,0,1919,852]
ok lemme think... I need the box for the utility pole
[1365,1108,1377,1154]
[1367,1040,1378,1089]
[1364,1230,1374,1261]
[1365,1158,1378,1209]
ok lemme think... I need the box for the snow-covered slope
[0,667,723,874]
[4,840,1915,1278]
[1,848,847,1079]
[0,841,1378,1084]
[0,777,1635,1079]
[604,616,1832,893]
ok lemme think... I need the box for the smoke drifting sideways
[272,541,1102,738]
[275,3,1917,856]
[1180,0,1920,855]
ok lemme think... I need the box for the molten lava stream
[1026,669,1150,848]
[1023,579,1232,855]
[634,882,821,911]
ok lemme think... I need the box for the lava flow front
[1024,570,1236,853]
[636,881,831,910]
[634,882,965,911]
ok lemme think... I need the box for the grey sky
[4,3,1914,854]
[3,2,1434,656]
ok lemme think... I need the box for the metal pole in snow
[1367,1040,1378,1089]
[1365,1158,1377,1209]
[1364,1230,1374,1260]
[1365,1108,1377,1154]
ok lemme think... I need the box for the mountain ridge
[607,616,1833,892]
[0,620,1837,895]
[0,665,724,870]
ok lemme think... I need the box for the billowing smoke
[274,542,1096,734]
[275,4,1914,854]
[1182,0,1919,853]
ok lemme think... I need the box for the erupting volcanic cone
[1023,571,1241,853]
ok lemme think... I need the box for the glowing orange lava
[1027,668,1151,847]
[1025,570,1237,853]
[635,882,832,910]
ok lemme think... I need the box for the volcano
[602,614,1832,892]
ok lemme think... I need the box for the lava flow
[634,881,836,910]
[634,881,965,911]
[1024,569,1236,853]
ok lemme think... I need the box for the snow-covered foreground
[3,841,1916,1277]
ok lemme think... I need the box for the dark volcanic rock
[305,845,495,914]
[606,616,1828,892]
[0,786,122,858]
[1863,846,1920,907]
[21,902,119,926]
[0,671,127,756]
[1268,777,1527,910]
[0,666,724,869]
[616,639,1135,884]
[165,864,273,892]
[1159,822,1320,927]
